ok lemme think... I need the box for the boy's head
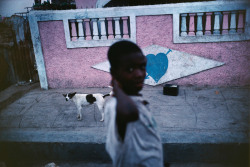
[108,40,147,95]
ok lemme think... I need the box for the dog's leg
[76,106,82,120]
[99,109,104,122]
[101,111,104,122]
[96,104,104,122]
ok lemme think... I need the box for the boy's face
[113,52,147,95]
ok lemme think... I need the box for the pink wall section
[136,15,250,86]
[38,15,250,88]
[39,21,111,88]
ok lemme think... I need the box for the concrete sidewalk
[0,83,249,166]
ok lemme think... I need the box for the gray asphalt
[0,83,249,166]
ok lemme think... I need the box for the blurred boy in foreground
[105,40,163,167]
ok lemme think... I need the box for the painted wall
[39,21,111,88]
[38,15,250,88]
[136,15,250,86]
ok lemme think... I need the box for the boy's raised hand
[112,78,139,141]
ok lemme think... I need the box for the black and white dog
[63,91,111,121]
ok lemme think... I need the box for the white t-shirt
[105,96,163,167]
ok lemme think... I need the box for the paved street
[0,83,249,166]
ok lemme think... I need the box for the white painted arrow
[92,45,224,86]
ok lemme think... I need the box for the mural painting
[92,45,224,86]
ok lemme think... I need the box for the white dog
[63,91,111,121]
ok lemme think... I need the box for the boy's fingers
[110,79,117,96]
[110,77,114,85]
[111,79,118,88]
[111,79,124,97]
[111,78,118,87]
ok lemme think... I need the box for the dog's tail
[103,94,110,98]
[103,86,113,98]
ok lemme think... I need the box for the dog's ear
[68,92,76,99]
[63,94,67,97]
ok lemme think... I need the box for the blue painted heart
[145,50,171,83]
